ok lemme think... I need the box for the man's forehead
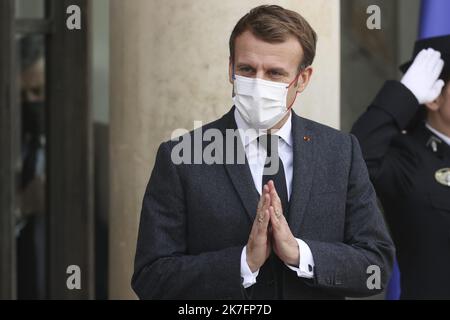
[234,31,303,69]
[235,53,292,70]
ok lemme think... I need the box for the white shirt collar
[425,123,450,147]
[234,109,293,147]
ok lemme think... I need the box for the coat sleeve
[131,142,247,300]
[303,134,395,297]
[350,81,421,198]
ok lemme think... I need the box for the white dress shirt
[234,109,315,289]
[426,123,450,147]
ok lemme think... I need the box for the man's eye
[239,67,253,73]
[270,71,282,77]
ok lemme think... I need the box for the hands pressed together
[246,180,300,273]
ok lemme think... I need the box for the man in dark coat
[132,5,394,300]
[352,35,450,299]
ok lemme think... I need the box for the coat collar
[412,122,450,160]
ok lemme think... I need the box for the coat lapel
[221,108,260,223]
[288,111,316,233]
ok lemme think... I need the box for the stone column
[109,0,340,299]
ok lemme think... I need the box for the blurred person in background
[16,35,47,300]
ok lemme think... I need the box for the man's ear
[296,66,313,94]
[425,95,442,112]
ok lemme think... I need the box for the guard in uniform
[352,35,450,299]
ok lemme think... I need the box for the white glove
[401,48,445,104]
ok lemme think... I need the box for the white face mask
[233,75,298,130]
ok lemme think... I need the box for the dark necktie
[259,134,289,217]
[258,134,289,299]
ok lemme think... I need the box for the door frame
[0,0,16,300]
[46,0,94,299]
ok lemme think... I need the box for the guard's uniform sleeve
[351,80,421,198]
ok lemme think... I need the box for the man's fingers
[257,209,271,233]
[268,180,277,195]
[257,194,264,211]
[270,185,281,203]
[268,181,283,213]
[267,180,276,197]
[257,187,269,210]
[256,195,270,225]
[262,193,270,211]
[269,206,281,230]
[266,181,285,227]
[253,189,272,236]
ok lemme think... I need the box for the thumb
[426,79,445,103]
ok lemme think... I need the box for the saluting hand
[401,48,445,104]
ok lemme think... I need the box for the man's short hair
[229,5,318,71]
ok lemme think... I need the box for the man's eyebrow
[236,63,256,69]
[267,67,289,75]
[235,63,290,75]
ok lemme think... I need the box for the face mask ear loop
[287,73,301,89]
[286,73,302,110]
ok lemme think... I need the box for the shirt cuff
[285,238,315,279]
[240,246,259,288]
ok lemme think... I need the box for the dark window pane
[15,0,45,19]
